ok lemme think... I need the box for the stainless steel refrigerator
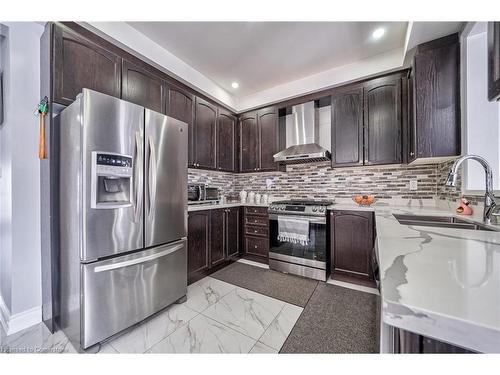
[58,89,188,350]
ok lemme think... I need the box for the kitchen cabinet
[239,113,259,172]
[193,97,217,169]
[393,328,474,353]
[331,86,364,167]
[364,75,403,165]
[53,24,121,106]
[239,108,279,172]
[488,22,500,102]
[217,110,238,172]
[330,72,405,168]
[226,207,241,257]
[330,210,374,282]
[121,59,166,113]
[187,210,210,277]
[210,209,226,266]
[188,207,242,282]
[165,84,195,166]
[258,107,279,171]
[409,33,460,162]
[243,206,269,259]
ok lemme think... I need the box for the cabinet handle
[410,152,415,156]
[254,245,257,249]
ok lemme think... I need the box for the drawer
[245,206,268,216]
[245,236,269,257]
[245,215,268,226]
[245,224,268,237]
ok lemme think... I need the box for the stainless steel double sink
[393,214,499,231]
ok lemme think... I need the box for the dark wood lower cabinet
[393,328,475,353]
[330,210,375,283]
[226,207,241,257]
[187,210,210,277]
[210,209,225,267]
[243,206,269,260]
[188,207,242,283]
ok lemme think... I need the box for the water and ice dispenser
[91,152,133,209]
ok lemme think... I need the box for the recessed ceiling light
[231,82,239,89]
[372,28,385,40]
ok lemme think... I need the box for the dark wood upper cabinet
[239,112,259,172]
[217,110,238,172]
[187,210,210,277]
[409,33,460,162]
[488,22,500,102]
[330,210,374,281]
[331,86,364,167]
[194,97,217,169]
[210,209,226,267]
[53,25,121,105]
[363,75,402,165]
[121,59,165,113]
[257,107,279,171]
[165,84,194,166]
[226,207,241,258]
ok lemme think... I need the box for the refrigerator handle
[93,242,185,273]
[133,131,143,223]
[147,136,157,219]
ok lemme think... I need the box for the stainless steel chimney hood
[273,101,331,164]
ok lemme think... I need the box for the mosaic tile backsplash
[189,158,482,205]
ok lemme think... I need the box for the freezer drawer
[81,238,187,348]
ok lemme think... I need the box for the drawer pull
[254,245,257,248]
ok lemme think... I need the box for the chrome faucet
[445,155,498,223]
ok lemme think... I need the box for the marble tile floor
[0,276,303,354]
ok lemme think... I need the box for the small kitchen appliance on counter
[188,183,220,205]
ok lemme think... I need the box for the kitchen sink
[393,214,498,231]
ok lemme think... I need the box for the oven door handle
[269,214,326,224]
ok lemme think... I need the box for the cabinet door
[258,107,279,171]
[121,59,165,113]
[194,97,217,169]
[488,22,500,102]
[226,207,241,258]
[53,25,121,105]
[165,84,194,166]
[217,111,237,172]
[239,113,259,172]
[331,210,374,279]
[363,76,402,165]
[414,35,460,159]
[187,211,210,276]
[331,87,364,167]
[210,209,225,267]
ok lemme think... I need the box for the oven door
[268,213,327,269]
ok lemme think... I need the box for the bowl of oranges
[353,195,376,206]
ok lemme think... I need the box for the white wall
[0,22,44,334]
[464,27,500,192]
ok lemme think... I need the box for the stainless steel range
[268,200,333,281]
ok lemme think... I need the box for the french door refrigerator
[58,89,188,350]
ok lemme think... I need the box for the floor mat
[280,283,380,353]
[210,262,318,307]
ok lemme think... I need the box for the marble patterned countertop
[188,199,500,352]
[188,202,269,212]
[333,202,500,353]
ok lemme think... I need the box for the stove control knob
[280,206,285,210]
[312,207,318,212]
[319,207,325,213]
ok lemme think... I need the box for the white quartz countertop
[188,202,269,212]
[329,202,500,353]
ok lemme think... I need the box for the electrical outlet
[410,180,418,191]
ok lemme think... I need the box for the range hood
[273,101,331,164]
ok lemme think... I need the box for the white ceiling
[127,22,408,97]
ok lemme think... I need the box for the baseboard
[0,294,41,335]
